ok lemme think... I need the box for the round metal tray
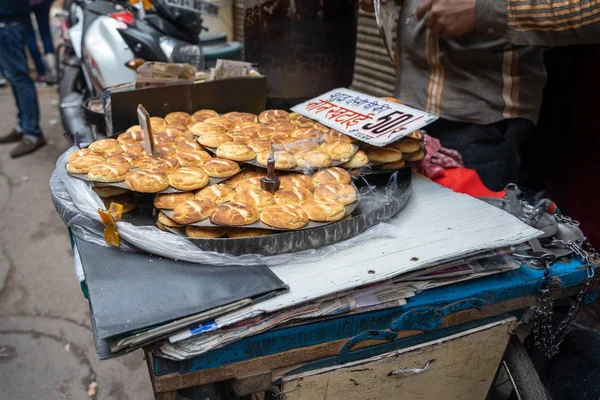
[123,168,412,256]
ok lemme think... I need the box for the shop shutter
[350,10,397,97]
[233,0,245,42]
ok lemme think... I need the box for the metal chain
[532,215,597,358]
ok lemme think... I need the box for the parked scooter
[57,0,211,144]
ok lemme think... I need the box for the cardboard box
[103,76,266,136]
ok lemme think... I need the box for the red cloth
[416,134,463,179]
[433,168,506,198]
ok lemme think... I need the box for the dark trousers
[426,118,533,191]
[26,0,54,77]
[0,22,42,137]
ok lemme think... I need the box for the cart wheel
[487,336,550,400]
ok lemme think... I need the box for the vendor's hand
[360,0,390,13]
[416,0,476,37]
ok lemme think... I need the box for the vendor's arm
[416,0,600,46]
[476,0,600,46]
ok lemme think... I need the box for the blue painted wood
[391,297,487,332]
[337,330,398,363]
[153,259,589,376]
[280,313,521,379]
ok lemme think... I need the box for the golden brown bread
[367,147,403,163]
[202,158,240,178]
[172,199,217,224]
[256,150,297,170]
[340,150,369,169]
[102,194,136,213]
[105,154,132,167]
[230,130,259,144]
[138,157,173,172]
[302,198,346,222]
[158,211,183,227]
[260,203,308,229]
[154,192,195,210]
[191,109,219,123]
[88,162,130,182]
[222,112,258,125]
[168,166,210,191]
[269,121,296,132]
[279,174,315,192]
[165,112,191,126]
[312,167,352,185]
[118,130,144,144]
[407,130,424,141]
[196,131,233,148]
[189,122,226,136]
[290,114,315,127]
[185,226,228,238]
[320,141,356,161]
[295,150,332,169]
[232,189,275,211]
[126,125,142,133]
[290,128,323,141]
[227,228,272,238]
[89,138,123,156]
[389,138,421,153]
[92,185,128,198]
[154,143,177,156]
[210,202,259,226]
[314,184,356,205]
[256,127,276,140]
[221,170,264,189]
[284,138,319,153]
[259,109,290,124]
[120,142,146,157]
[403,150,425,162]
[176,150,212,167]
[203,116,237,130]
[174,136,202,152]
[66,154,105,174]
[68,148,102,162]
[247,139,273,153]
[377,160,407,170]
[216,142,256,161]
[125,169,170,193]
[156,220,168,231]
[322,130,356,143]
[195,184,234,203]
[236,176,263,191]
[150,117,167,131]
[274,187,313,205]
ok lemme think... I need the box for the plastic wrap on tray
[52,148,403,266]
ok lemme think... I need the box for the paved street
[0,86,153,399]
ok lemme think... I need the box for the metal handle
[388,359,434,377]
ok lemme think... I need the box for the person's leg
[0,23,46,157]
[33,0,55,54]
[25,19,47,79]
[426,118,533,191]
[33,0,57,82]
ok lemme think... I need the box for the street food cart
[52,78,599,399]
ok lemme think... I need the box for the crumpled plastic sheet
[51,148,398,267]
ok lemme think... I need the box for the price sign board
[291,88,438,147]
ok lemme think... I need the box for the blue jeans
[26,0,55,77]
[0,22,42,137]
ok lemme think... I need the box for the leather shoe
[10,136,47,158]
[0,129,23,144]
